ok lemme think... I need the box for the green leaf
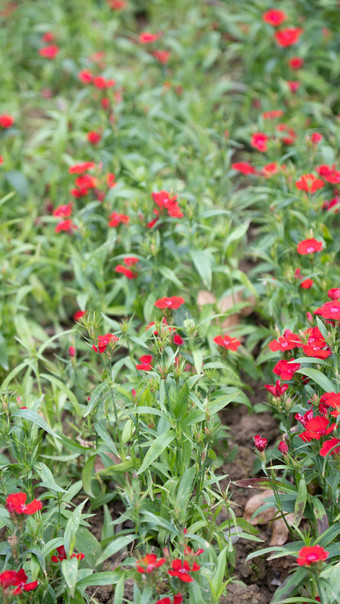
[84,382,110,418]
[294,478,307,528]
[96,535,136,566]
[313,498,329,534]
[296,367,335,392]
[0,333,8,370]
[62,557,79,597]
[190,250,212,289]
[75,527,101,568]
[82,455,96,497]
[76,571,120,588]
[137,430,176,475]
[64,500,87,557]
[270,567,308,602]
[206,393,236,416]
[12,409,61,440]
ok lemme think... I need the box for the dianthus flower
[253,434,267,452]
[124,257,139,266]
[314,301,340,320]
[213,334,241,351]
[136,355,153,371]
[155,296,185,310]
[152,191,183,218]
[39,45,60,59]
[276,123,297,145]
[168,559,200,583]
[319,438,340,457]
[278,440,289,454]
[155,595,183,604]
[42,31,55,42]
[288,57,304,69]
[107,173,116,188]
[269,329,302,352]
[273,359,300,381]
[53,203,73,218]
[153,50,171,64]
[297,238,323,255]
[262,9,287,26]
[328,288,340,300]
[78,69,93,83]
[139,32,161,44]
[300,278,314,289]
[262,110,284,119]
[51,546,85,563]
[295,174,324,193]
[262,163,279,177]
[73,310,86,321]
[251,132,268,152]
[297,545,329,566]
[231,161,257,174]
[264,380,289,397]
[6,492,42,515]
[87,131,101,145]
[93,76,116,89]
[55,219,78,233]
[108,0,127,8]
[310,132,323,145]
[275,28,303,47]
[108,212,130,227]
[0,568,38,595]
[322,197,340,212]
[92,333,119,353]
[136,554,165,573]
[295,409,314,428]
[173,334,184,345]
[115,265,137,279]
[69,162,95,174]
[287,81,300,93]
[0,114,14,128]
[316,164,340,183]
[299,416,336,442]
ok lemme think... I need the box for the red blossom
[55,219,78,233]
[92,333,119,354]
[213,335,241,351]
[262,163,279,177]
[314,301,340,320]
[262,110,284,119]
[319,438,340,457]
[297,238,323,255]
[300,278,314,289]
[264,380,289,397]
[168,558,200,583]
[93,76,116,89]
[6,492,42,515]
[275,28,303,47]
[152,190,183,218]
[136,355,153,371]
[108,212,130,227]
[124,257,139,266]
[287,80,300,93]
[155,596,183,604]
[68,346,75,357]
[288,57,304,69]
[273,359,300,381]
[328,288,340,300]
[269,329,302,352]
[262,9,287,26]
[78,69,93,83]
[299,416,336,442]
[69,162,95,174]
[251,132,268,152]
[73,310,86,321]
[295,174,324,193]
[278,440,289,454]
[231,161,257,174]
[0,568,38,596]
[107,172,116,188]
[136,553,165,573]
[42,31,55,42]
[115,265,137,279]
[297,545,329,566]
[51,546,85,563]
[39,44,60,59]
[139,32,162,44]
[253,434,267,452]
[155,296,185,310]
[173,334,184,346]
[53,203,73,218]
[316,164,340,184]
[153,50,170,64]
[0,114,14,128]
[311,132,323,145]
[276,123,297,145]
[87,131,101,145]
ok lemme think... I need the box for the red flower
[69,162,95,174]
[319,438,340,457]
[297,545,329,566]
[183,546,204,557]
[51,546,85,563]
[68,346,75,357]
[78,69,93,83]
[168,559,200,583]
[93,76,116,89]
[136,355,153,371]
[53,203,73,218]
[295,174,324,193]
[311,132,323,145]
[302,343,331,359]
[328,288,340,300]
[295,409,313,428]
[0,114,14,128]
[278,440,289,454]
[55,219,78,233]
[124,257,139,266]
[273,359,300,381]
[87,131,101,145]
[6,492,42,515]
[0,568,38,596]
[251,132,268,152]
[42,31,55,42]
[108,212,130,227]
[155,296,184,310]
[139,32,161,44]
[288,57,304,69]
[39,45,60,59]
[213,335,241,351]
[115,265,136,279]
[262,110,284,119]
[316,164,340,184]
[108,0,127,9]
[262,163,279,177]
[276,123,297,145]
[275,28,303,47]
[297,238,323,255]
[299,416,336,442]
[92,333,119,353]
[264,380,289,397]
[300,279,314,289]
[320,392,340,409]
[73,310,86,321]
[314,301,340,320]
[269,329,302,352]
[152,191,183,218]
[287,80,300,93]
[173,334,184,346]
[136,554,165,573]
[231,161,257,174]
[155,596,183,604]
[153,51,171,64]
[253,434,267,452]
[107,173,116,188]
[262,9,287,26]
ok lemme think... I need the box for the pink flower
[39,45,60,59]
[251,132,268,152]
